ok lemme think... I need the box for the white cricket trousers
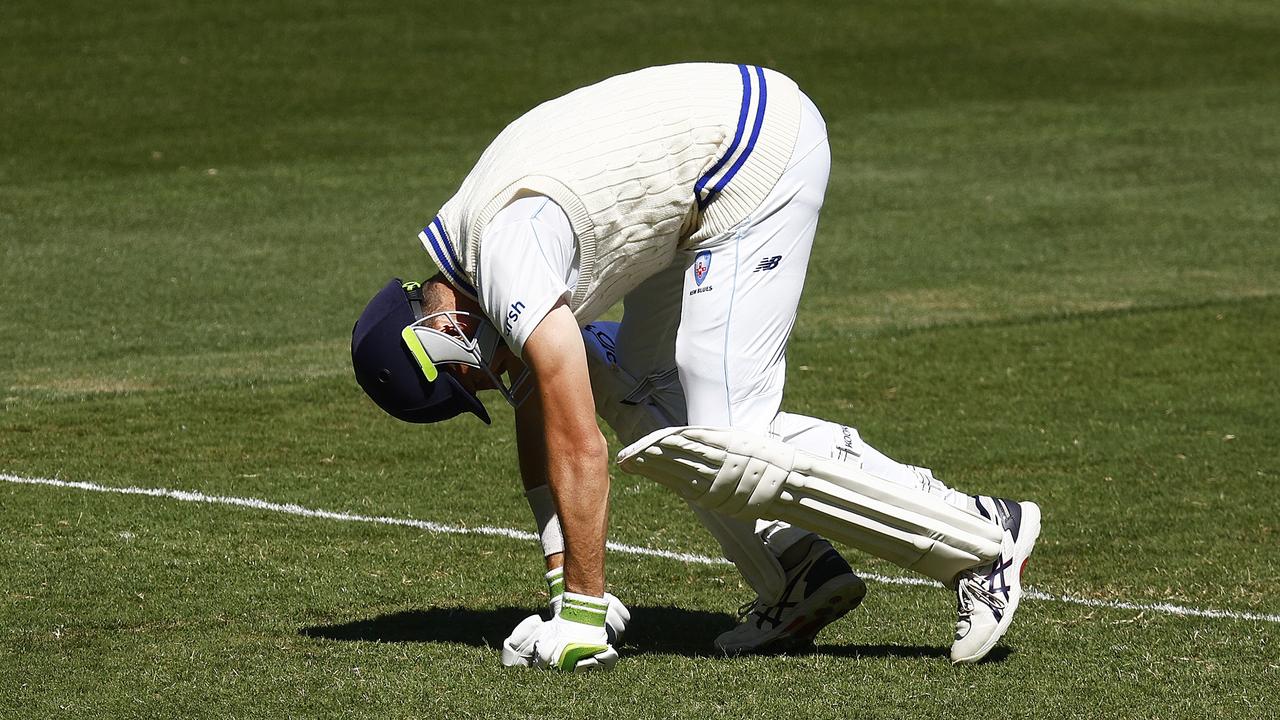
[614,92,830,431]
[609,94,974,580]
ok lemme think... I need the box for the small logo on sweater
[693,251,712,286]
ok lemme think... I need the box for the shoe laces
[956,571,1007,618]
[734,597,787,630]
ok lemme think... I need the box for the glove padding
[531,614,618,671]
[501,592,627,670]
[500,613,546,667]
[550,591,630,645]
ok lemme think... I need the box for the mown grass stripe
[4,472,1278,626]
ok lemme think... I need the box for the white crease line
[5,472,1279,625]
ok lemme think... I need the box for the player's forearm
[544,426,610,597]
[520,303,611,598]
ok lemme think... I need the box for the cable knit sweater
[420,62,802,322]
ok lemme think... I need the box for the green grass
[2,0,1278,717]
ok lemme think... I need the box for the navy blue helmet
[351,278,490,424]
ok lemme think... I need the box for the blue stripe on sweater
[422,217,476,297]
[696,64,767,211]
[695,64,752,210]
[713,65,767,200]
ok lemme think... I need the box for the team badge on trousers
[693,250,712,286]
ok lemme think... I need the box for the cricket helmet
[351,278,491,424]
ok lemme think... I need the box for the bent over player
[350,63,1041,670]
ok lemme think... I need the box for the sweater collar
[417,215,478,299]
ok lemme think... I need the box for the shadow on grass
[299,605,732,657]
[300,605,978,661]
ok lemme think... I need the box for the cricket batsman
[350,63,1042,670]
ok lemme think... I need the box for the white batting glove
[500,613,545,667]
[501,569,632,667]
[545,567,631,644]
[532,592,619,671]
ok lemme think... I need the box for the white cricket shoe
[951,497,1042,664]
[715,536,867,656]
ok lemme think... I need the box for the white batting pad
[618,426,1002,584]
[581,323,787,602]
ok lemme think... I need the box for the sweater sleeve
[476,196,580,358]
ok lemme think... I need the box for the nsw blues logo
[693,250,712,286]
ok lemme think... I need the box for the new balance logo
[754,255,782,272]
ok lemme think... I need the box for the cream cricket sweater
[420,62,802,322]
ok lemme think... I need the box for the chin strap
[402,280,426,320]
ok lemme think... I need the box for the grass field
[3,0,1278,717]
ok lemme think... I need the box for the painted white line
[0,474,728,566]
[5,472,1279,625]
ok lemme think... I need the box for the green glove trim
[557,642,609,671]
[561,592,609,627]
[545,567,565,601]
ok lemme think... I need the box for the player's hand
[500,613,545,667]
[545,568,631,644]
[526,591,619,671]
[549,593,631,645]
[531,614,619,671]
[602,592,631,645]
[501,592,627,669]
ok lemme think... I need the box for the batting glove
[532,592,619,671]
[545,567,631,644]
[500,613,545,667]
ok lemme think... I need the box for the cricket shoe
[715,536,867,656]
[951,497,1042,664]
